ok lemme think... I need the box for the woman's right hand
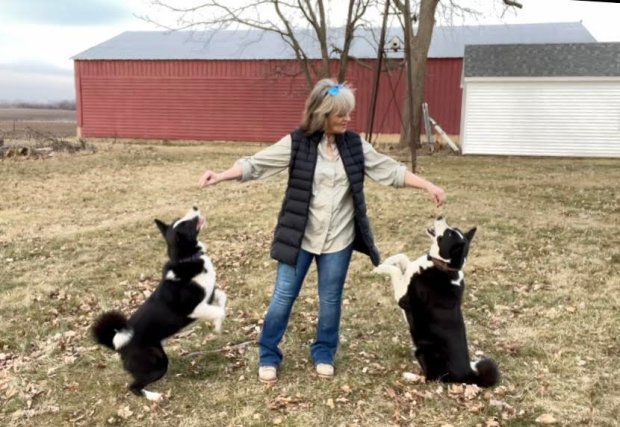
[198,170,221,188]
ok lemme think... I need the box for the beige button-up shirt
[239,134,407,255]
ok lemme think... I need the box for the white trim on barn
[461,77,620,157]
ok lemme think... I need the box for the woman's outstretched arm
[198,162,243,187]
[403,171,446,207]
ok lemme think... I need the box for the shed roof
[464,42,620,77]
[72,22,595,61]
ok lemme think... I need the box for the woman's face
[325,110,351,135]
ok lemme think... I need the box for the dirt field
[0,108,76,139]
[0,118,619,425]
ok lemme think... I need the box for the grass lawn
[0,141,618,426]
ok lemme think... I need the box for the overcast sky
[1,0,619,103]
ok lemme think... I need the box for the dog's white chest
[193,255,216,292]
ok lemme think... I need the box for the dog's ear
[398,293,411,312]
[154,219,169,237]
[464,227,477,243]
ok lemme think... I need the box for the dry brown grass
[0,140,618,426]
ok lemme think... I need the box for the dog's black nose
[193,206,198,211]
[437,215,444,221]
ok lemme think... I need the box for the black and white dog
[92,207,226,400]
[374,217,499,388]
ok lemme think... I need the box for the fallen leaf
[535,414,557,424]
[485,417,501,427]
[465,402,484,413]
[489,399,505,408]
[448,384,464,395]
[117,406,133,420]
[464,384,480,400]
[402,372,422,383]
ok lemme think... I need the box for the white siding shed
[461,43,620,157]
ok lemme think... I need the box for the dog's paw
[373,264,401,276]
[373,265,390,274]
[213,320,223,334]
[382,253,410,269]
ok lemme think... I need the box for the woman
[198,78,446,383]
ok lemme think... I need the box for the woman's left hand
[402,171,446,207]
[427,184,446,207]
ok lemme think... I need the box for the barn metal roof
[464,42,620,77]
[72,22,595,61]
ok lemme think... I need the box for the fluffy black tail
[92,311,128,350]
[472,358,500,388]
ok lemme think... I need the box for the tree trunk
[397,0,439,171]
[337,0,357,83]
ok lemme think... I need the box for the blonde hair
[300,78,355,134]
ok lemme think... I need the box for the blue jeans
[258,244,353,368]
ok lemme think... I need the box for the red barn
[72,23,594,143]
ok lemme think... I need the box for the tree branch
[273,0,317,86]
[503,0,523,8]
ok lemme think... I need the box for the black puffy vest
[270,128,380,266]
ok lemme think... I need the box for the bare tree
[144,0,523,170]
[391,0,522,170]
[142,0,374,88]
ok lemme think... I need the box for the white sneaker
[258,366,277,384]
[316,363,334,378]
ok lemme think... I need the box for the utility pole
[366,0,390,145]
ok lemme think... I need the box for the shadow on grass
[169,351,229,381]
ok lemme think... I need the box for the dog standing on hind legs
[374,216,499,388]
[92,207,226,400]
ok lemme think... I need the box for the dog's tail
[470,358,500,388]
[92,311,132,351]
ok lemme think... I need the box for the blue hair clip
[327,84,344,96]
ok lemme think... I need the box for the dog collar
[177,252,203,263]
[427,254,461,273]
